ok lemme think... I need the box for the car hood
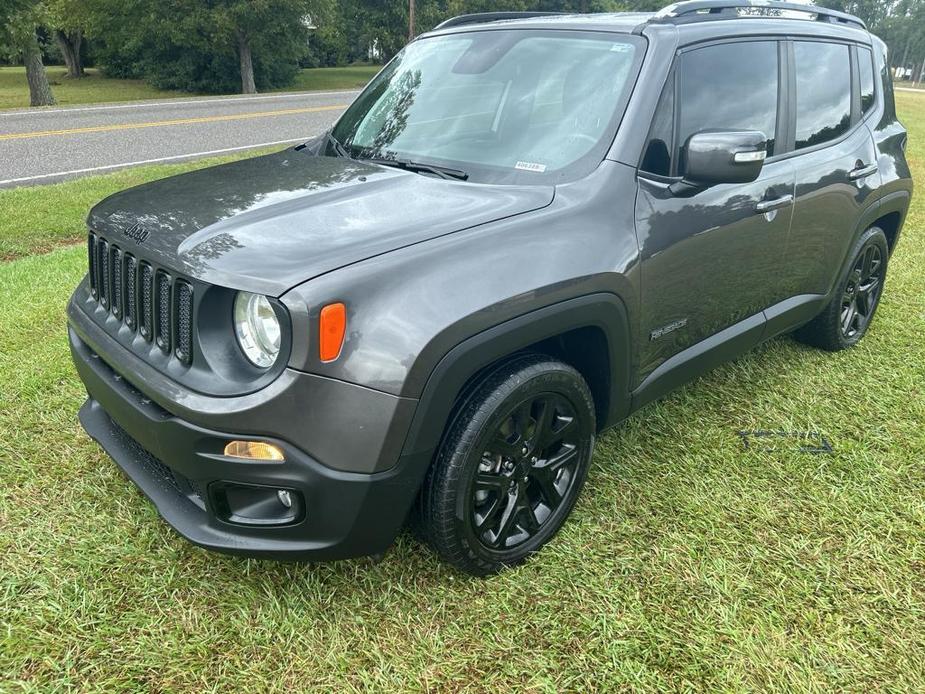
[87,149,555,296]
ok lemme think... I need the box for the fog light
[224,440,285,461]
[211,482,303,526]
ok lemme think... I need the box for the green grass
[0,94,924,690]
[0,64,380,111]
[284,64,381,93]
[0,67,191,110]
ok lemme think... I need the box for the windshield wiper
[327,133,352,159]
[363,157,469,181]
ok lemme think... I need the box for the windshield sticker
[515,161,547,173]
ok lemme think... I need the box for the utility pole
[409,0,415,41]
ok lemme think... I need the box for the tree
[54,27,84,77]
[47,0,90,78]
[0,0,56,106]
[77,0,324,94]
[212,0,319,94]
[820,0,925,79]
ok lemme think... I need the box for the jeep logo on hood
[123,223,150,244]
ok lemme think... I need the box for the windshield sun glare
[331,30,643,185]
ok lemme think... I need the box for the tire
[418,354,596,576]
[794,226,889,351]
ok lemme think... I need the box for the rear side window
[794,42,851,149]
[677,41,778,174]
[858,46,875,114]
[878,43,897,119]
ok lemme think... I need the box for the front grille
[155,271,171,353]
[88,235,98,298]
[98,238,110,309]
[86,233,194,365]
[111,246,123,319]
[139,262,153,341]
[175,281,193,364]
[124,255,138,329]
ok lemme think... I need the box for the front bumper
[69,313,428,561]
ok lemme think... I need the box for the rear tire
[794,226,889,351]
[418,355,596,576]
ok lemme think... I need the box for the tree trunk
[22,32,56,107]
[55,29,84,78]
[237,31,256,94]
[408,0,415,41]
[899,38,912,76]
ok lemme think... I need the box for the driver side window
[677,41,778,175]
[641,41,780,178]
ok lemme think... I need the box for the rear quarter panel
[870,37,913,205]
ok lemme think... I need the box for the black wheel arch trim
[398,293,633,461]
[872,189,911,253]
[829,191,906,299]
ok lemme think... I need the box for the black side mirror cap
[670,130,768,195]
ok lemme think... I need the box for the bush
[86,0,311,94]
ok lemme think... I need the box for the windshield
[330,29,644,185]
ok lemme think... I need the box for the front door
[635,39,795,380]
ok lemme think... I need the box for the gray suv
[68,1,912,575]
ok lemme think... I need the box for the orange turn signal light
[319,302,346,362]
[224,440,285,461]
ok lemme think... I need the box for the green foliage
[73,0,319,93]
[0,0,45,55]
[9,0,925,93]
[815,0,925,74]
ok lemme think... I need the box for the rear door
[635,39,796,379]
[781,40,880,299]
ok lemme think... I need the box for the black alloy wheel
[471,394,582,550]
[840,243,884,340]
[418,355,596,576]
[795,226,890,351]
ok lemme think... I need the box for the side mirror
[669,130,767,196]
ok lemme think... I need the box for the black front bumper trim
[72,332,429,561]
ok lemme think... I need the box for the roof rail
[651,0,866,30]
[434,12,565,31]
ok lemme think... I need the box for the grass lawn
[0,94,924,690]
[0,67,191,110]
[284,64,381,93]
[0,64,380,111]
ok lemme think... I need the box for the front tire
[795,226,889,351]
[418,355,596,576]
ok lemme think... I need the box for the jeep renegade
[68,2,912,575]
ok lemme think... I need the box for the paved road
[0,90,358,188]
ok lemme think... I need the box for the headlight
[234,292,281,368]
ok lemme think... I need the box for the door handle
[755,194,793,214]
[848,163,878,181]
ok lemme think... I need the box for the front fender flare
[399,292,632,461]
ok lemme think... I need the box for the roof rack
[651,0,866,30]
[434,12,565,31]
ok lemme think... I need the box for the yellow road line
[0,104,349,142]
